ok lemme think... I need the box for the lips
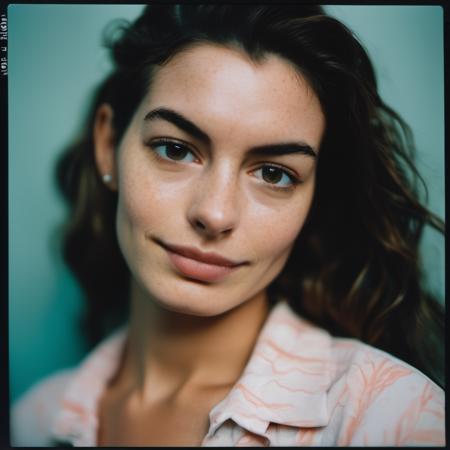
[154,238,247,282]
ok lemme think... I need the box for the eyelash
[147,138,300,190]
[149,138,200,164]
[252,164,300,190]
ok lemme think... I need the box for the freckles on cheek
[118,179,165,234]
[116,159,159,235]
[117,163,190,236]
[252,202,310,257]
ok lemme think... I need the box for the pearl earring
[102,173,112,184]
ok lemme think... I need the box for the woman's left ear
[93,103,118,191]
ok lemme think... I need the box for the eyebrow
[250,143,316,158]
[143,107,317,158]
[144,108,210,144]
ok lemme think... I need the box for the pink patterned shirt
[11,301,445,446]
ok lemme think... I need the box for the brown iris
[262,166,283,184]
[166,143,189,160]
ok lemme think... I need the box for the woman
[11,4,445,446]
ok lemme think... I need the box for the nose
[187,166,240,239]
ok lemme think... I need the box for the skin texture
[94,44,325,445]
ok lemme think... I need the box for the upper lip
[155,238,247,267]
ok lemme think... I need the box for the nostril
[195,220,206,231]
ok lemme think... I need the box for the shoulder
[219,303,445,447]
[326,337,445,446]
[10,369,76,447]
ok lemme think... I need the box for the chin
[156,300,226,317]
[154,294,237,318]
[141,276,243,317]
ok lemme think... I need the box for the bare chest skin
[97,383,231,446]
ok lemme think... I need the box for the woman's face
[106,44,325,316]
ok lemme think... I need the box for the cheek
[115,151,187,234]
[247,187,314,262]
[255,209,307,259]
[116,166,157,236]
[117,180,162,233]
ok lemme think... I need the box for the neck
[114,281,270,402]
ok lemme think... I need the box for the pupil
[167,144,187,160]
[262,166,282,184]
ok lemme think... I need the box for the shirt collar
[50,301,333,445]
[205,301,333,438]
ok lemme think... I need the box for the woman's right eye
[150,141,197,163]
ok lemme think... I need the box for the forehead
[138,43,325,146]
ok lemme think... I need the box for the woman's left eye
[253,165,297,188]
[151,141,197,163]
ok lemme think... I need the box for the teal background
[9,5,445,403]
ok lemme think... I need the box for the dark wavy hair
[55,5,444,386]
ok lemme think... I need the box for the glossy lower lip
[166,249,240,282]
[155,239,246,283]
